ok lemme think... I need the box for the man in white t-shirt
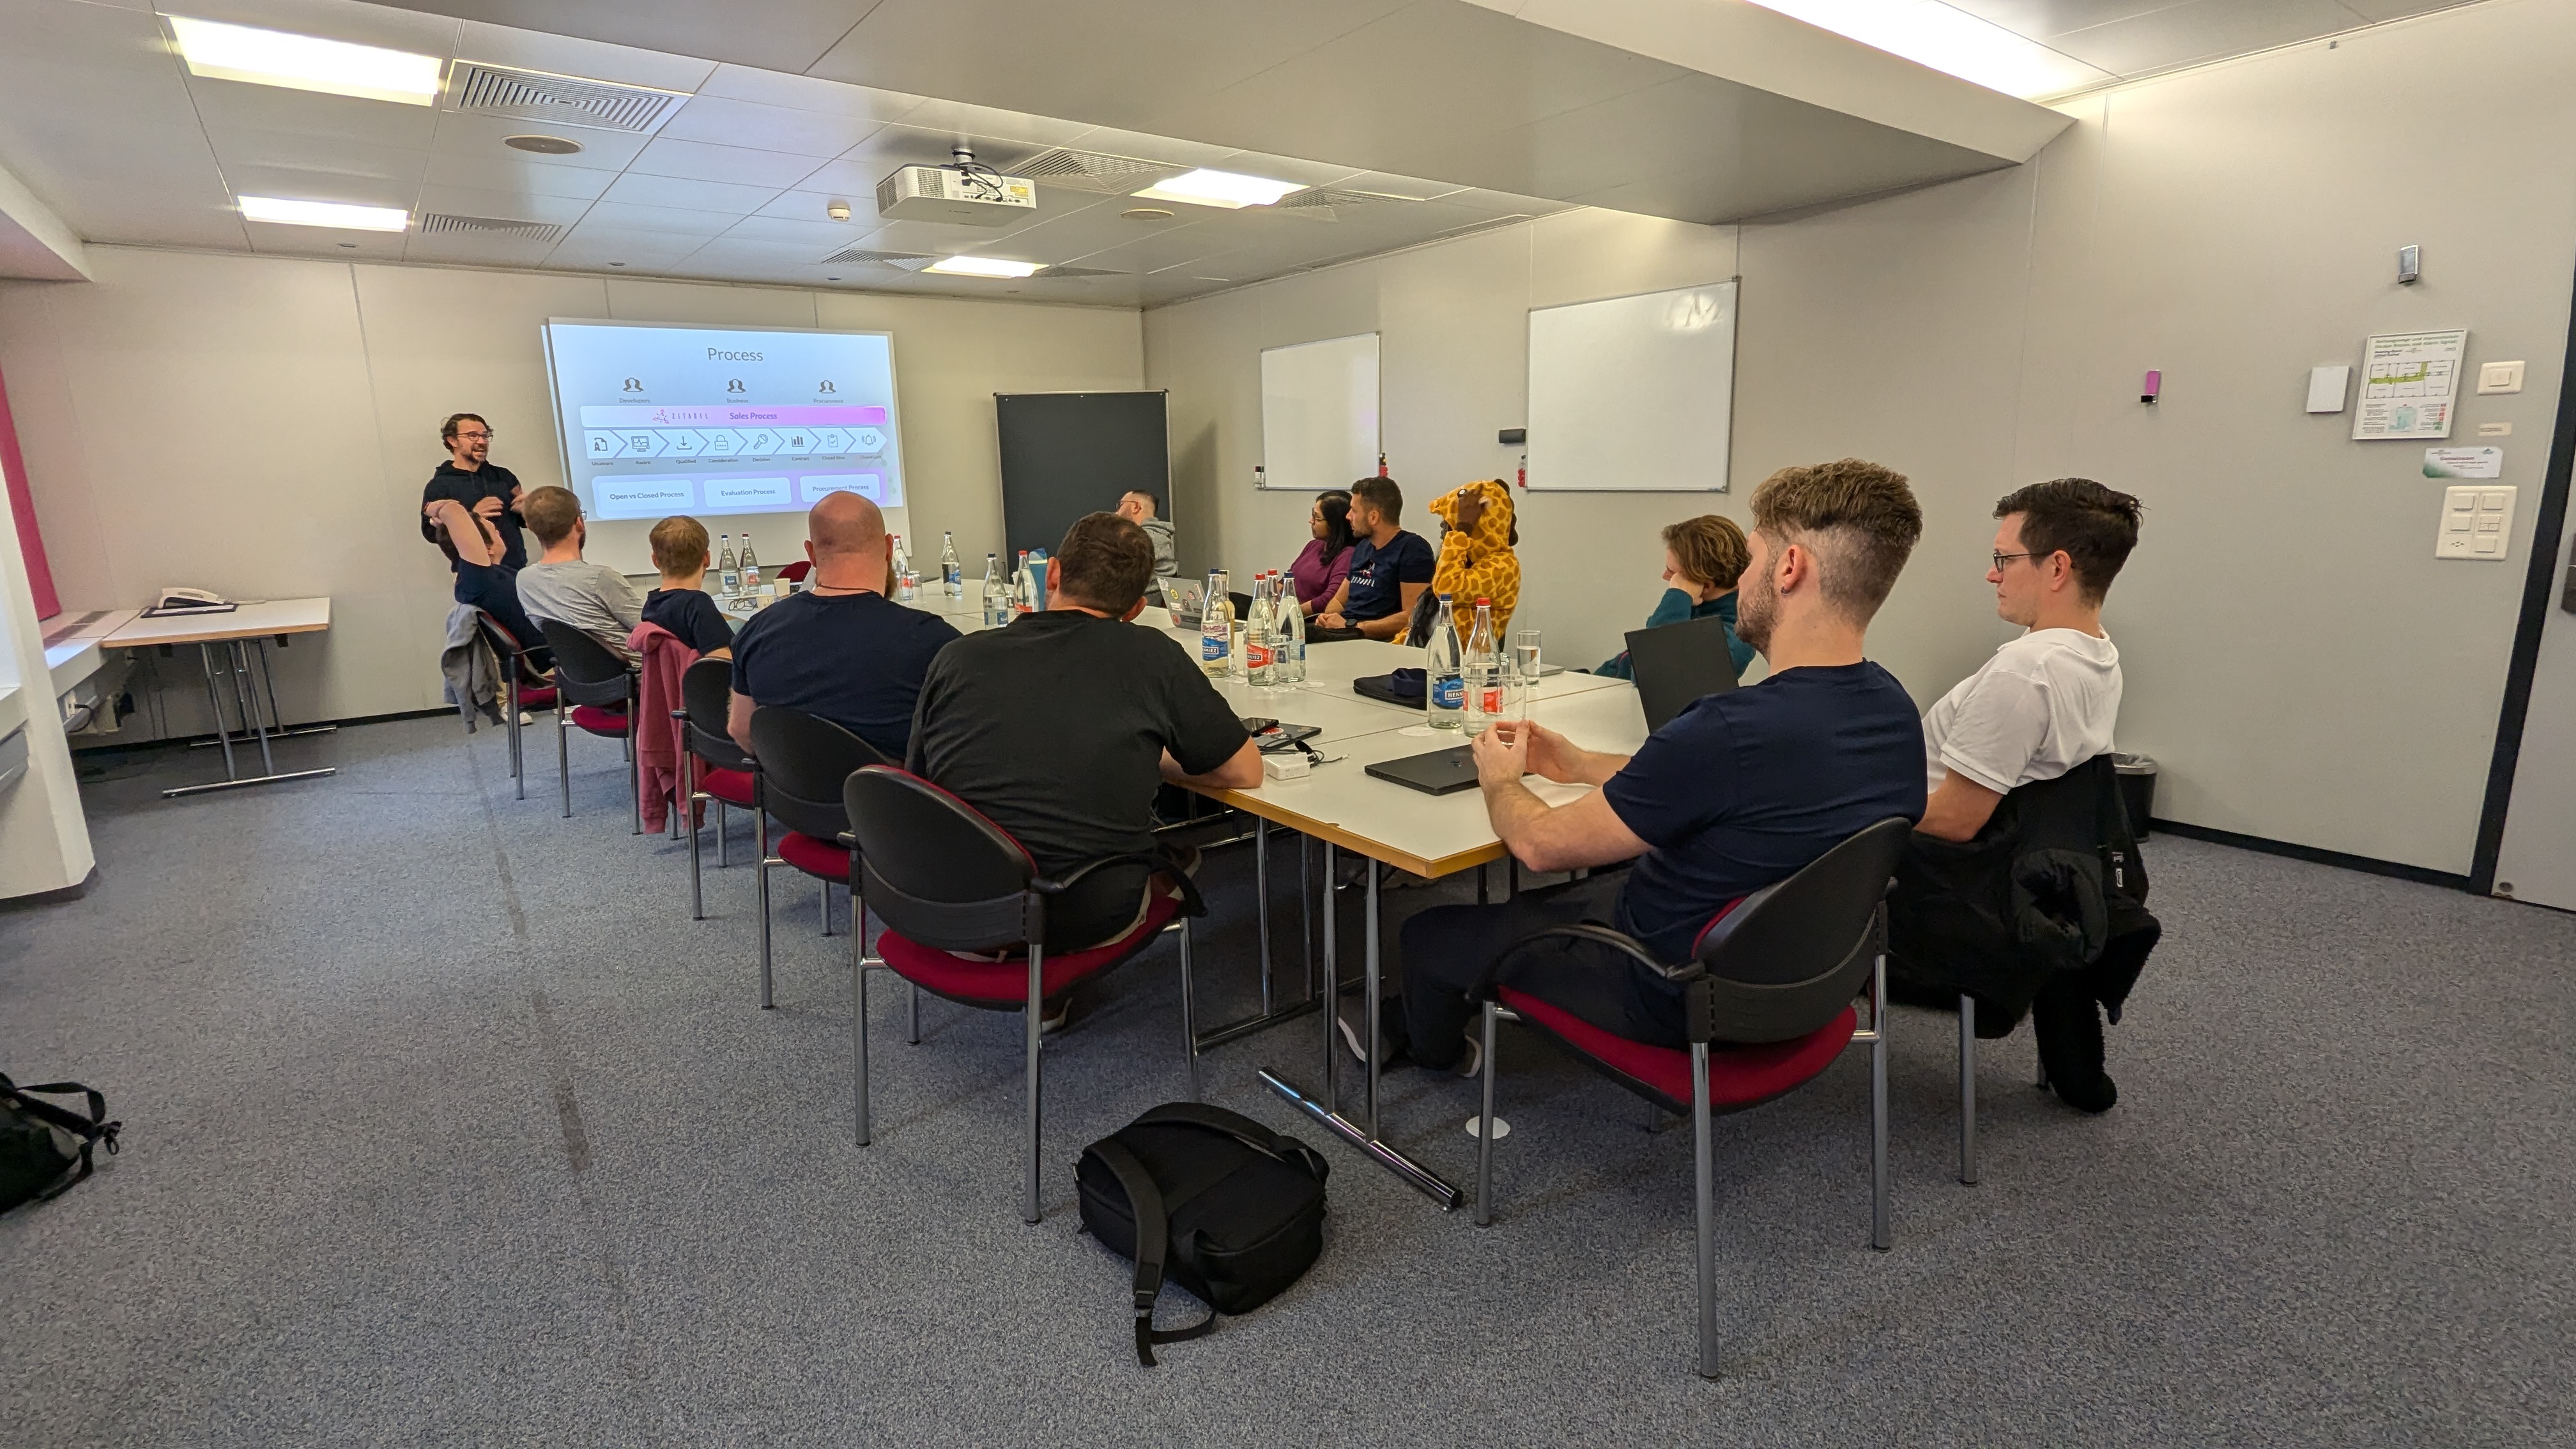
[1913,477,2143,1111]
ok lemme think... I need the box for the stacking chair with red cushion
[747,707,889,1011]
[470,609,555,802]
[535,620,640,833]
[1470,816,1913,1379]
[839,764,1206,1225]
[676,657,760,922]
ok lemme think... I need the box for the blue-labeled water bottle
[1425,594,1464,730]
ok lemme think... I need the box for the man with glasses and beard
[420,413,528,571]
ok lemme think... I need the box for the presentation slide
[542,321,907,523]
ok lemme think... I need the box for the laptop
[1158,577,1208,627]
[1623,613,1742,732]
[1365,744,1481,796]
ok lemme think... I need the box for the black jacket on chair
[1887,754,2159,1035]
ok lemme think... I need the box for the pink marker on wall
[2142,369,2162,404]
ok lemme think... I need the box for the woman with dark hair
[1285,489,1357,616]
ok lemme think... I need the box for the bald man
[727,491,962,760]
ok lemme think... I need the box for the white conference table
[102,597,336,799]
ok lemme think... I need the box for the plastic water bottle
[717,533,740,594]
[1246,573,1276,686]
[1462,597,1501,736]
[1279,576,1307,684]
[739,533,761,593]
[1425,594,1464,730]
[1200,568,1233,677]
[981,553,1008,626]
[942,532,962,597]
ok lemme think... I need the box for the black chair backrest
[843,765,1037,953]
[471,610,546,681]
[749,707,889,842]
[680,657,751,769]
[537,620,631,705]
[1689,816,1913,1043]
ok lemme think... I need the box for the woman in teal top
[1597,514,1757,678]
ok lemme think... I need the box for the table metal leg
[1258,843,1462,1211]
[164,640,335,799]
[188,640,335,747]
[1300,835,1314,999]
[1256,818,1273,1015]
[1189,822,1324,1053]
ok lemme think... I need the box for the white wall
[0,247,1143,737]
[1148,0,2576,876]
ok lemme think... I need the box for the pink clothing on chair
[630,620,698,832]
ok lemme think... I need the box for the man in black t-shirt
[909,512,1262,950]
[728,492,956,761]
[1315,476,1433,640]
[1351,459,1930,1077]
[640,515,734,659]
[420,413,527,571]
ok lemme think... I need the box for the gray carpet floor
[2,714,2570,1447]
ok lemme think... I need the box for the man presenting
[420,414,526,571]
[1315,477,1434,641]
[1348,459,1929,1075]
[1116,490,1179,577]
[1903,477,2145,1112]
[728,491,959,762]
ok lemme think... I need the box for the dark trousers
[1397,875,1687,1070]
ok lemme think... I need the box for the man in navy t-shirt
[1315,476,1434,641]
[728,491,959,762]
[1347,459,1930,1075]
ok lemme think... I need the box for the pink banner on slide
[578,403,887,427]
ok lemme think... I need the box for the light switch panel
[2477,360,2526,395]
[2436,484,2515,560]
[2306,364,2350,413]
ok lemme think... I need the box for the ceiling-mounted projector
[877,146,1037,226]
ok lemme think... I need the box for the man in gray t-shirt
[514,485,645,660]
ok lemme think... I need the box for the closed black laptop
[1364,744,1481,796]
[1623,613,1742,732]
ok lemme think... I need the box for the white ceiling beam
[0,154,88,282]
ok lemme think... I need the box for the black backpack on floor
[1,1074,119,1213]
[1075,1103,1329,1366]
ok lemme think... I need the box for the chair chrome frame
[1468,818,1911,1381]
[536,622,641,834]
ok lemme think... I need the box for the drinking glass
[1512,628,1544,686]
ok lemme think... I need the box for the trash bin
[2113,754,2158,839]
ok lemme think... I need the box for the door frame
[2471,253,2576,894]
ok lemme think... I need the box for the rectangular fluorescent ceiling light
[924,256,1042,278]
[1131,169,1303,210]
[170,16,443,106]
[1742,1,2114,100]
[238,196,410,231]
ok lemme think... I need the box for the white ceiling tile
[544,227,707,266]
[723,211,874,247]
[412,185,596,226]
[243,218,408,260]
[629,136,829,187]
[2044,0,2368,73]
[1315,171,1473,201]
[1054,125,1243,171]
[401,231,560,267]
[574,201,740,237]
[448,18,716,96]
[998,202,1203,263]
[751,188,887,227]
[692,64,926,120]
[657,96,886,157]
[596,172,781,214]
[183,75,442,148]
[205,126,429,180]
[219,164,424,213]
[1204,151,1371,190]
[427,111,654,169]
[676,236,839,272]
[422,151,619,199]
[0,0,204,137]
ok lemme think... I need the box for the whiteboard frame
[1259,332,1381,493]
[1523,280,1738,493]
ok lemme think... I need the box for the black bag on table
[1075,1103,1329,1366]
[1,1073,120,1213]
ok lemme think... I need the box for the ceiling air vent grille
[450,63,687,134]
[820,246,935,270]
[418,213,565,241]
[1016,149,1178,194]
[1037,265,1123,278]
[1275,187,1416,222]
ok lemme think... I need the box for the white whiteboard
[1526,282,1736,492]
[1260,332,1379,492]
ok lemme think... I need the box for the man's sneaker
[1337,999,1409,1070]
[1449,1028,1482,1079]
[1039,998,1072,1036]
